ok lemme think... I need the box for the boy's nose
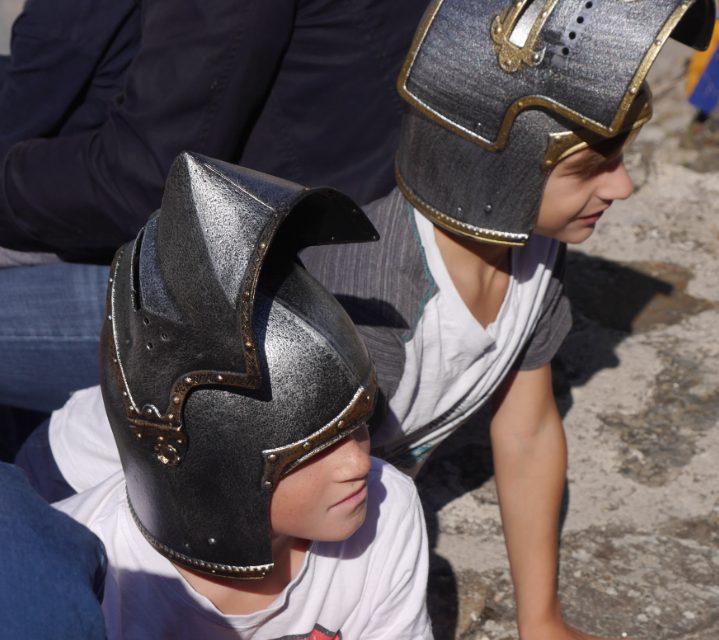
[601,160,634,202]
[340,426,372,479]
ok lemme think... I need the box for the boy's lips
[577,209,606,225]
[330,482,368,510]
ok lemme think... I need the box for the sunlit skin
[534,134,637,244]
[270,424,372,543]
[175,425,372,615]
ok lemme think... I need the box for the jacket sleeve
[0,0,137,150]
[0,0,295,259]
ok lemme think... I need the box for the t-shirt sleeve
[362,463,434,639]
[513,244,572,371]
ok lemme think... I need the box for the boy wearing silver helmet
[22,0,714,637]
[304,1,714,638]
[54,153,433,639]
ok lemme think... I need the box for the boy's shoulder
[368,456,418,503]
[369,457,420,510]
[301,187,424,287]
[50,385,121,493]
[54,469,126,528]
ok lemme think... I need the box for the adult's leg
[0,246,61,266]
[0,461,106,640]
[15,418,76,501]
[0,262,109,412]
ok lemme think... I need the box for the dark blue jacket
[0,0,140,146]
[0,0,428,263]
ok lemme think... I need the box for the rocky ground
[1,4,717,640]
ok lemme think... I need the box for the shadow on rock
[554,251,715,410]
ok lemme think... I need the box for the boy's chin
[323,508,368,543]
[319,506,369,543]
[274,506,368,544]
[535,226,596,245]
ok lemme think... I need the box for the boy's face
[270,425,372,543]
[533,134,636,244]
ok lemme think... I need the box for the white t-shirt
[371,211,561,471]
[55,459,432,640]
[49,386,123,492]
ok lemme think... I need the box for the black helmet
[101,153,378,579]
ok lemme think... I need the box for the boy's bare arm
[490,364,628,640]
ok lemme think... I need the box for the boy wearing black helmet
[305,2,713,637]
[56,154,433,639]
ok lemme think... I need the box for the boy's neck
[433,225,511,328]
[174,535,310,616]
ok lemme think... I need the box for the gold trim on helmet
[260,377,377,491]
[544,84,653,168]
[395,166,530,247]
[128,502,275,580]
[107,208,278,467]
[398,0,692,153]
[491,0,561,73]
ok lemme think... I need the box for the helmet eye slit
[130,226,146,312]
[508,0,543,48]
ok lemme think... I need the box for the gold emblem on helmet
[491,0,560,73]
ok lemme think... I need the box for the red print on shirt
[274,624,342,639]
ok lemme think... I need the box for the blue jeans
[15,418,77,501]
[0,461,106,639]
[0,262,108,411]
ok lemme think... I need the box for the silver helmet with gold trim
[100,152,378,579]
[396,0,715,245]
